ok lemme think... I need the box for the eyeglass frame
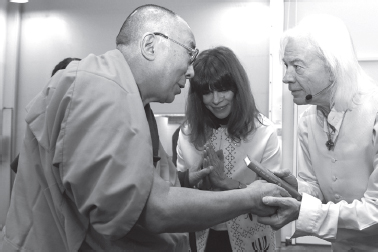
[153,32,199,64]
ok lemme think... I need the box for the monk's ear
[140,33,156,61]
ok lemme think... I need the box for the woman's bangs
[192,55,237,95]
[211,74,236,93]
[192,74,236,95]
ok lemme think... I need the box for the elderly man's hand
[257,196,301,230]
[273,169,298,191]
[246,180,291,217]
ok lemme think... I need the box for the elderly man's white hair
[281,14,374,112]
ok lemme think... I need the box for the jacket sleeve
[176,126,203,173]
[260,123,281,173]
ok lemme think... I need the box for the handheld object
[244,156,302,201]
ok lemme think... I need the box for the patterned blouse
[176,114,282,252]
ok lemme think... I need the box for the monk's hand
[245,180,290,217]
[257,196,301,230]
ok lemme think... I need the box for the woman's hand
[206,145,227,184]
[188,165,213,189]
[204,144,243,190]
[204,144,226,189]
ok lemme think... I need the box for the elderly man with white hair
[259,14,378,251]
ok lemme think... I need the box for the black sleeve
[171,127,180,166]
[177,169,191,188]
[10,154,19,173]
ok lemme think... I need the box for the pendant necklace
[318,106,336,151]
[325,123,335,151]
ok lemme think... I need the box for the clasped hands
[187,144,302,229]
[188,143,235,191]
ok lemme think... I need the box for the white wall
[0,0,23,229]
[0,0,8,232]
[0,0,6,102]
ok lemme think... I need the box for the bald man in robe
[1,4,288,251]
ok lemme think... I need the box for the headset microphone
[305,82,334,102]
[305,94,312,101]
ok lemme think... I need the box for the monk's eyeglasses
[153,32,199,65]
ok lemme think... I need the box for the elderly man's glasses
[153,32,199,64]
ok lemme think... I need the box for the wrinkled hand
[257,196,301,230]
[204,144,228,189]
[273,169,298,191]
[246,180,291,217]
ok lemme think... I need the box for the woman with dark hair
[51,57,81,77]
[176,46,281,252]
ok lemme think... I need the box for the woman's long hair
[184,46,261,149]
